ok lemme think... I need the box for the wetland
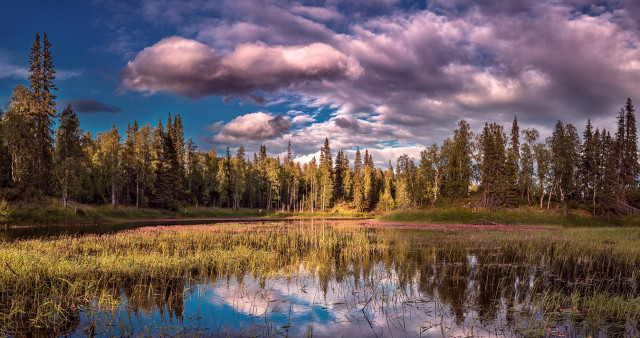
[1,220,639,336]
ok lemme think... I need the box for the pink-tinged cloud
[212,112,291,143]
[120,36,363,99]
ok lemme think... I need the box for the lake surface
[2,219,639,337]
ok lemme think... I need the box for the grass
[378,205,640,227]
[5,202,373,226]
[1,221,640,335]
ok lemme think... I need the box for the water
[2,220,639,337]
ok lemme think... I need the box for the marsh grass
[1,221,639,335]
[379,206,640,227]
[6,203,372,226]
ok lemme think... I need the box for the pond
[1,220,639,337]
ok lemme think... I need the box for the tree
[133,124,154,207]
[504,116,520,207]
[4,85,34,187]
[319,138,334,211]
[0,108,12,190]
[623,99,639,203]
[164,114,183,203]
[418,143,443,206]
[580,120,597,206]
[230,146,247,210]
[202,149,219,206]
[395,154,417,209]
[534,141,551,208]
[333,150,346,203]
[377,160,394,211]
[94,126,122,207]
[548,121,580,206]
[216,148,232,208]
[303,157,319,212]
[185,140,204,206]
[352,147,364,210]
[172,114,186,192]
[519,128,539,205]
[442,120,473,199]
[30,33,57,194]
[478,123,507,208]
[599,130,618,214]
[54,104,83,207]
[363,150,378,210]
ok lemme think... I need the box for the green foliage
[2,34,640,219]
[441,120,473,199]
[479,122,507,207]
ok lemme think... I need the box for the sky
[1,0,640,166]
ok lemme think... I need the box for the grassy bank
[5,202,372,226]
[5,201,640,228]
[378,206,640,227]
[1,222,639,335]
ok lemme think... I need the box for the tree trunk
[111,179,117,207]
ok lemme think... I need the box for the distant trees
[441,120,473,199]
[1,33,639,216]
[478,123,507,208]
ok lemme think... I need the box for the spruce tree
[30,33,57,195]
[479,123,507,208]
[333,150,345,203]
[319,138,333,210]
[505,116,520,207]
[623,98,639,200]
[352,147,364,211]
[580,120,596,205]
[363,149,377,209]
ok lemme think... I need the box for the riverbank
[3,202,640,227]
[5,203,373,226]
[379,206,640,227]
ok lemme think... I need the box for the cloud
[0,58,82,81]
[204,121,224,133]
[0,60,79,81]
[68,99,122,113]
[0,61,27,79]
[110,0,640,163]
[120,36,363,99]
[290,5,344,22]
[212,112,291,143]
[291,114,316,125]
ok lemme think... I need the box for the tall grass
[0,221,639,335]
[379,206,640,227]
[6,203,373,226]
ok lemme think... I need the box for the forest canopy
[1,34,639,215]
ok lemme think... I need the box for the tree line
[1,34,639,215]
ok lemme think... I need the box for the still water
[1,220,638,337]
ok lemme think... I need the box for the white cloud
[213,112,291,143]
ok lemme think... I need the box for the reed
[0,221,638,335]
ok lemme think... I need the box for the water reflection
[2,220,638,337]
[74,255,638,336]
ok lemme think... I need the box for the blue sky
[2,0,640,165]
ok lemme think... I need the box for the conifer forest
[2,34,639,216]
